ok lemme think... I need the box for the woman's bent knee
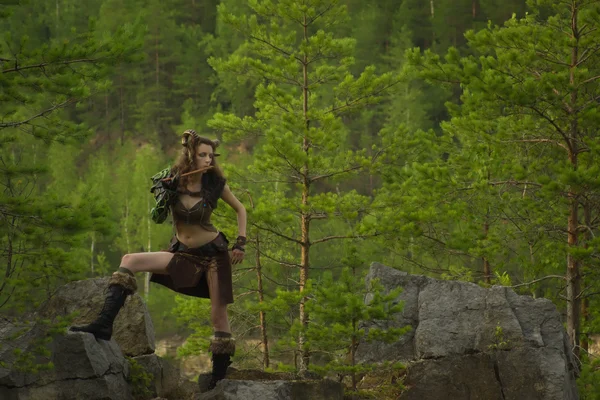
[121,254,134,267]
[120,254,142,271]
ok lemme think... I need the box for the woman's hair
[172,129,226,205]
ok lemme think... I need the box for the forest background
[2,0,600,397]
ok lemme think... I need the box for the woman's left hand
[231,248,245,265]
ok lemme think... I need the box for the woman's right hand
[162,173,179,191]
[230,248,245,265]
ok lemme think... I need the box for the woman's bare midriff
[175,222,219,248]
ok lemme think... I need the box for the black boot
[208,354,232,390]
[207,334,235,390]
[70,271,136,340]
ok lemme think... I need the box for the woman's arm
[220,184,247,237]
[220,184,247,265]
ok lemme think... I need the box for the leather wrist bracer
[232,236,246,252]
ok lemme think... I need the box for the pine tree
[306,247,408,391]
[208,0,398,371]
[0,1,141,312]
[404,0,600,351]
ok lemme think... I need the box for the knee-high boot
[69,270,137,341]
[207,333,235,390]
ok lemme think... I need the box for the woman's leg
[120,251,174,274]
[70,251,175,340]
[206,264,234,390]
[206,266,230,332]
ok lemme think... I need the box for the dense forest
[2,0,600,396]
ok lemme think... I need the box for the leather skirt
[150,232,234,304]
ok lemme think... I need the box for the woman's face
[195,143,214,169]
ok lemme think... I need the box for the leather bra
[171,193,218,232]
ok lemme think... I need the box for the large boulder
[0,278,193,400]
[196,370,344,400]
[134,353,199,399]
[1,278,344,400]
[356,262,579,400]
[37,277,155,357]
[0,320,132,400]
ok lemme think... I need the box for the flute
[161,166,214,182]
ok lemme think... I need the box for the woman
[70,129,246,390]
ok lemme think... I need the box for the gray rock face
[0,278,342,400]
[134,353,199,399]
[356,262,579,400]
[0,278,192,400]
[195,369,343,400]
[0,322,132,400]
[196,379,343,400]
[38,277,155,357]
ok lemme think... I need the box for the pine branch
[255,248,302,268]
[501,139,569,152]
[2,58,103,74]
[310,165,362,182]
[0,98,77,129]
[506,275,565,289]
[327,80,401,116]
[312,232,380,245]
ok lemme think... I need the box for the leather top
[171,196,217,232]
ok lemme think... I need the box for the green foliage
[305,261,408,390]
[9,1,600,398]
[207,0,403,370]
[578,356,600,400]
[8,315,74,374]
[487,322,511,351]
[126,356,154,400]
[493,271,512,287]
[0,1,143,313]
[171,296,213,357]
[377,2,600,347]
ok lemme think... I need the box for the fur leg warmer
[208,336,236,356]
[109,271,138,294]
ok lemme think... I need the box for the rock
[0,278,193,400]
[197,372,213,393]
[196,378,344,400]
[196,369,343,400]
[38,277,155,357]
[356,262,579,400]
[134,353,198,399]
[0,318,132,400]
[197,368,293,393]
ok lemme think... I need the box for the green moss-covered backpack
[150,167,178,224]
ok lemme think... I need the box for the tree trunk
[105,94,110,143]
[566,3,581,353]
[1,230,14,296]
[351,322,357,391]
[581,204,592,353]
[581,297,589,353]
[255,232,270,369]
[298,12,311,373]
[566,189,580,351]
[90,233,95,276]
[119,73,125,145]
[430,0,435,45]
[145,197,152,300]
[299,192,310,372]
[483,219,490,284]
[124,199,131,253]
[55,0,60,35]
[155,28,160,129]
